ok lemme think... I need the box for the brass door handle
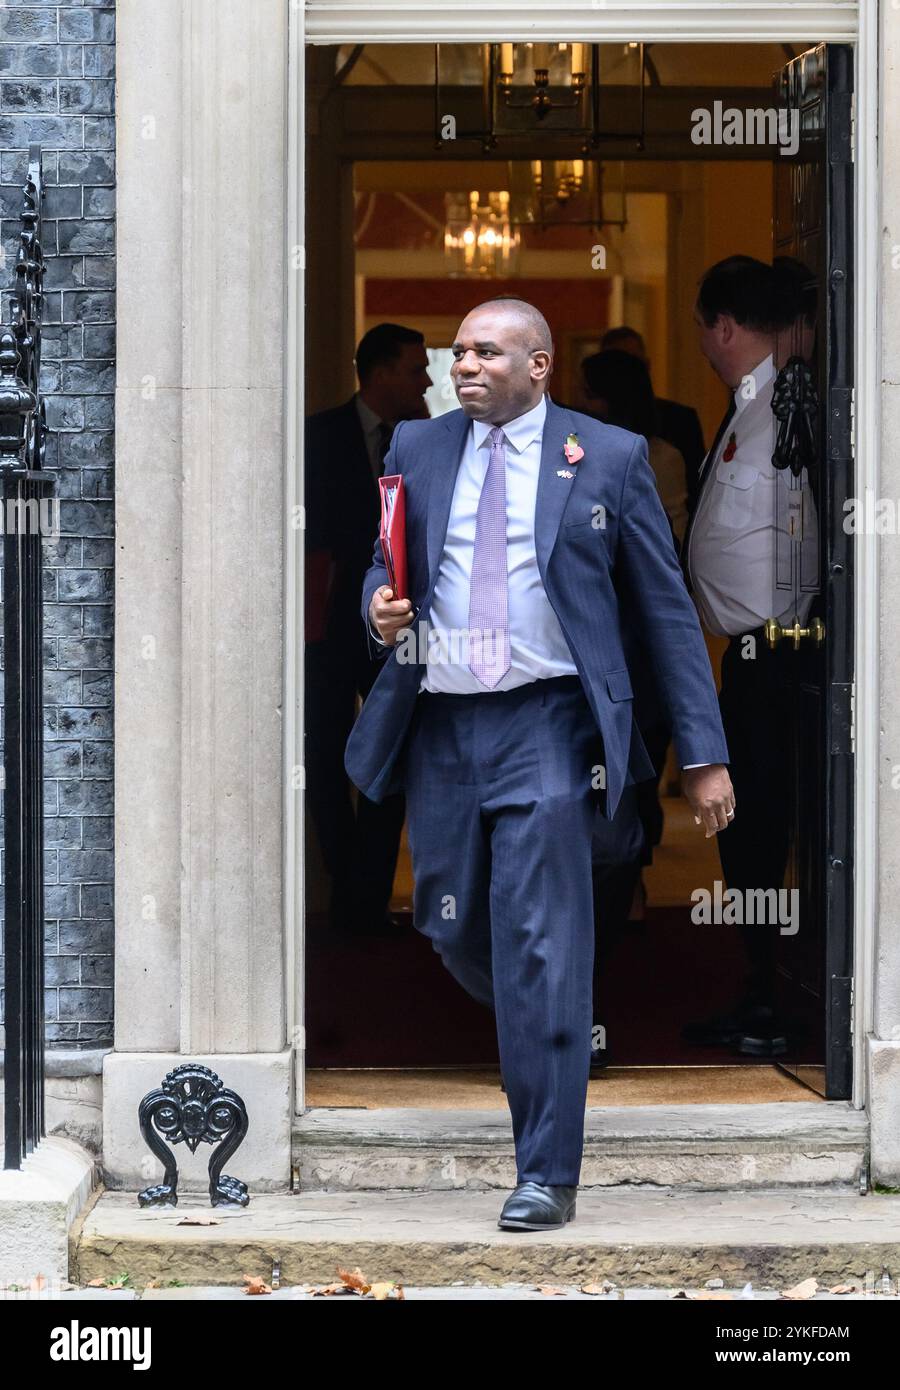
[764,616,825,649]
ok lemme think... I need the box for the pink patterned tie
[468,425,511,688]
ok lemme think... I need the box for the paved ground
[0,1282,889,1301]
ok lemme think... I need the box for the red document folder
[378,474,408,601]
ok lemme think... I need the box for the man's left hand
[681,764,735,838]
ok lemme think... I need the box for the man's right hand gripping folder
[378,474,408,602]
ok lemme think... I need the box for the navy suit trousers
[404,673,603,1186]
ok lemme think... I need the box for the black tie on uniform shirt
[680,394,737,591]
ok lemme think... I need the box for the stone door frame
[287,0,879,1116]
[110,0,891,1188]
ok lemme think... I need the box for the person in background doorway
[772,255,818,368]
[305,322,432,936]
[580,348,689,547]
[578,350,680,1062]
[681,254,819,1056]
[601,325,706,515]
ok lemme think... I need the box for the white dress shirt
[370,396,714,767]
[419,395,578,694]
[686,354,818,637]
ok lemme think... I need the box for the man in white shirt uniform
[682,256,819,1058]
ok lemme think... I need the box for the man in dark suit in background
[601,325,706,513]
[305,323,432,935]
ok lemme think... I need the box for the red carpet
[306,907,823,1069]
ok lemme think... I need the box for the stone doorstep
[73,1187,900,1291]
[0,1136,98,1286]
[292,1101,870,1191]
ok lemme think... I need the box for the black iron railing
[1,146,56,1168]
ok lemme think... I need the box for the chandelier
[432,43,647,152]
[530,158,585,203]
[444,190,521,277]
[442,160,625,273]
[497,44,589,120]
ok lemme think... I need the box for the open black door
[770,43,854,1099]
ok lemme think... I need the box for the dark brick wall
[0,2,115,1047]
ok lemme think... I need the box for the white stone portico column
[869,1,900,1185]
[103,0,292,1191]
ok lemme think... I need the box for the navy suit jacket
[343,398,729,819]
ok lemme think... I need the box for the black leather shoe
[735,1020,790,1056]
[497,1181,577,1231]
[681,1002,774,1046]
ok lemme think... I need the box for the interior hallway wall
[666,161,773,447]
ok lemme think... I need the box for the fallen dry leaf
[86,1278,108,1288]
[536,1285,567,1296]
[337,1266,371,1294]
[782,1277,819,1301]
[176,1216,220,1226]
[304,1268,408,1298]
[370,1281,405,1300]
[581,1281,614,1296]
[242,1275,272,1295]
[828,1284,857,1295]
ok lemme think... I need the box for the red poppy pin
[722,430,737,462]
[558,431,584,478]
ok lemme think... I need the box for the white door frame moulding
[850,0,878,1113]
[304,1,860,45]
[285,0,307,1117]
[285,0,875,1114]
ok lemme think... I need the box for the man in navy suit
[344,298,734,1230]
